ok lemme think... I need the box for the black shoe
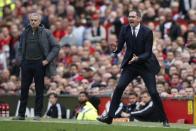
[163,121,170,127]
[12,116,25,120]
[33,116,41,121]
[97,115,113,124]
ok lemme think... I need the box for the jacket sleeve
[130,101,154,117]
[16,32,24,65]
[137,30,153,61]
[113,26,126,54]
[45,30,60,63]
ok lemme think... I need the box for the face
[179,89,186,97]
[187,32,195,43]
[133,87,141,96]
[81,79,89,88]
[128,95,137,105]
[128,11,141,27]
[171,75,180,84]
[70,65,78,74]
[2,27,9,36]
[29,14,41,29]
[185,88,194,97]
[108,79,116,87]
[112,65,120,75]
[169,67,178,75]
[49,95,57,105]
[157,84,164,94]
[181,70,188,79]
[182,81,189,88]
[171,88,178,96]
[78,93,88,103]
[67,25,73,34]
[141,93,151,103]
[10,25,19,37]
[167,52,174,61]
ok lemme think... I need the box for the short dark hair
[79,91,89,98]
[129,9,142,18]
[141,91,149,96]
[48,93,58,98]
[129,92,138,97]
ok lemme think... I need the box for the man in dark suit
[97,9,169,127]
[13,13,60,120]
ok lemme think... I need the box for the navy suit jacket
[114,24,160,74]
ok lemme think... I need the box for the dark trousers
[19,60,45,117]
[108,65,167,122]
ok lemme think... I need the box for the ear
[137,17,141,22]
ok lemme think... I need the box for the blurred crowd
[0,0,196,99]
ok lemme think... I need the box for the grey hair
[129,9,142,18]
[28,12,42,20]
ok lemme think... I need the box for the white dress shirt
[131,24,141,37]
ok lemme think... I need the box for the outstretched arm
[113,26,126,54]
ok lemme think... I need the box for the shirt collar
[134,23,140,30]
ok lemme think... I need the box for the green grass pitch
[0,118,195,131]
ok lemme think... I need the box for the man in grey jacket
[13,13,60,120]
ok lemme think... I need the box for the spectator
[130,91,162,122]
[75,91,98,120]
[159,8,181,41]
[170,88,179,98]
[170,73,182,90]
[84,14,106,43]
[59,24,77,46]
[142,7,156,24]
[45,93,66,119]
[185,87,194,98]
[179,89,187,97]
[120,92,140,121]
[72,19,86,46]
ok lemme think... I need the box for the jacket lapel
[127,25,133,43]
[136,25,143,41]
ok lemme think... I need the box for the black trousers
[108,65,167,122]
[19,60,45,117]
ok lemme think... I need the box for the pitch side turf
[0,118,195,131]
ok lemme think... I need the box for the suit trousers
[19,60,45,117]
[108,64,167,121]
